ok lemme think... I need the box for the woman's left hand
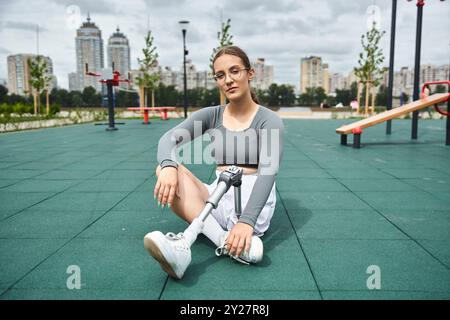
[226,222,254,257]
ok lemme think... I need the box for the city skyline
[0,0,449,90]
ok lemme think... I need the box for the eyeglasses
[213,67,249,83]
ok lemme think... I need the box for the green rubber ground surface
[1,117,449,300]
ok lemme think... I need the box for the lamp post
[386,0,397,135]
[179,20,190,119]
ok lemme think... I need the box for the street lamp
[179,20,190,119]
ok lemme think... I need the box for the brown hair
[212,45,260,104]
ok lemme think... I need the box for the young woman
[144,45,284,279]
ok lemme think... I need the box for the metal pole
[106,81,117,131]
[447,58,450,146]
[182,29,188,119]
[411,0,424,140]
[386,0,397,135]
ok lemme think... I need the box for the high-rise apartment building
[7,54,56,95]
[75,14,104,92]
[107,27,130,88]
[300,56,329,94]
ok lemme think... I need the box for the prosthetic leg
[144,165,262,279]
[182,165,243,246]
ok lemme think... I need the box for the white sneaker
[215,232,264,265]
[143,231,191,279]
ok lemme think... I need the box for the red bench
[127,107,177,124]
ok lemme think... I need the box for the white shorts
[202,170,276,236]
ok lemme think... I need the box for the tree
[376,84,388,107]
[136,30,160,109]
[0,85,8,103]
[28,55,51,114]
[354,22,387,114]
[154,83,180,107]
[210,18,233,105]
[82,86,100,107]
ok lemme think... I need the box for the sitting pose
[144,45,284,279]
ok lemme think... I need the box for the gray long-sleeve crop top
[157,104,284,227]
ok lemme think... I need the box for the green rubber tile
[402,177,450,193]
[62,161,118,171]
[291,210,407,240]
[78,209,187,239]
[0,239,67,290]
[34,169,104,180]
[2,179,78,192]
[9,162,65,171]
[301,239,450,293]
[277,169,332,179]
[381,168,450,179]
[9,238,165,298]
[280,160,321,170]
[31,191,129,212]
[339,179,418,192]
[69,179,145,192]
[0,209,105,239]
[1,288,155,300]
[322,290,450,300]
[281,191,372,211]
[0,180,20,189]
[417,240,450,268]
[135,178,157,193]
[380,209,450,241]
[42,153,97,163]
[325,168,394,179]
[93,170,152,181]
[432,192,450,203]
[261,200,294,240]
[281,152,310,161]
[355,191,450,211]
[313,160,373,169]
[111,161,152,170]
[162,289,321,300]
[0,192,55,220]
[0,162,18,169]
[0,169,45,180]
[160,236,319,299]
[276,178,348,192]
[113,191,156,211]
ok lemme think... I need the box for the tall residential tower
[75,14,104,91]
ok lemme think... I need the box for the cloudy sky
[0,0,449,90]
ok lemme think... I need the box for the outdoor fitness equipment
[336,81,450,148]
[85,62,130,131]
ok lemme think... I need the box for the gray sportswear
[157,105,284,227]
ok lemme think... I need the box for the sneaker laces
[215,244,250,265]
[166,232,184,240]
[166,232,190,252]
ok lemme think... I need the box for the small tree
[354,22,387,114]
[28,55,51,115]
[136,30,160,109]
[210,18,233,105]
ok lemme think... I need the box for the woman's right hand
[154,167,179,208]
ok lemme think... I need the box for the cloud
[0,47,11,55]
[0,0,448,89]
[0,21,48,32]
[48,0,117,14]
